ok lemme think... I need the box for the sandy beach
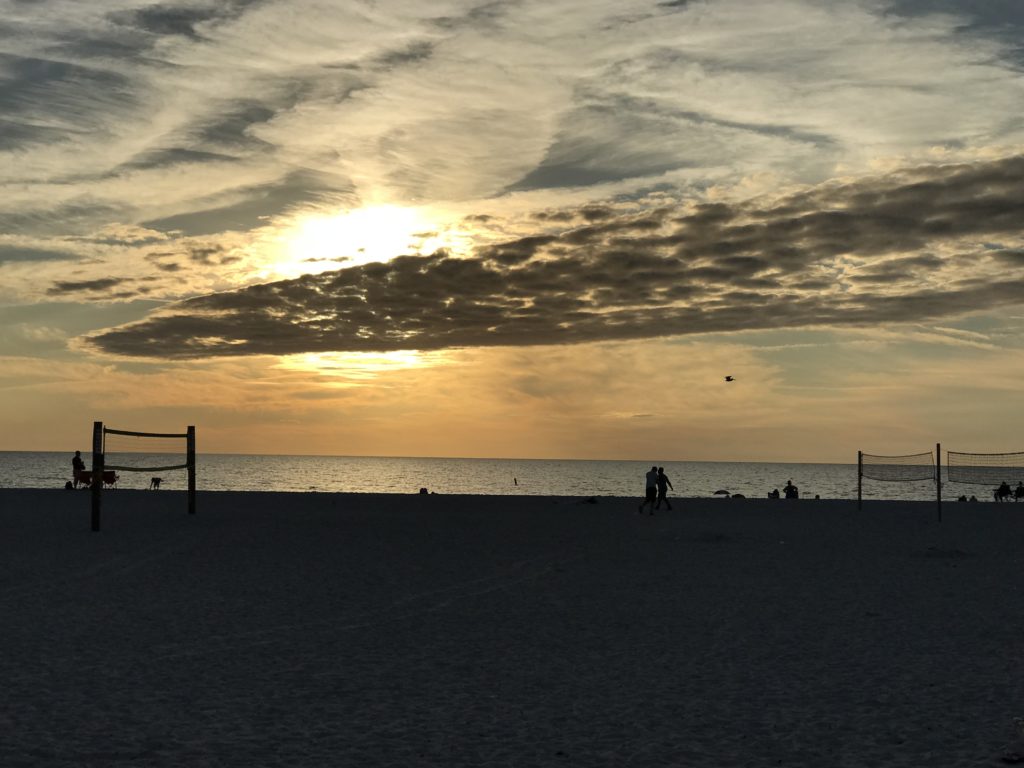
[1,490,1022,767]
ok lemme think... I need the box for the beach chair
[76,470,119,488]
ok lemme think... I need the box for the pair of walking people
[639,466,673,514]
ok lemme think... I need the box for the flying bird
[724,375,734,382]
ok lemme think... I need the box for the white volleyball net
[859,451,935,482]
[946,451,1024,486]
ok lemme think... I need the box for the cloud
[5,0,1024,248]
[885,0,1024,32]
[505,95,836,193]
[47,277,130,296]
[140,170,355,236]
[85,154,1024,359]
[119,148,242,171]
[108,2,257,40]
[0,245,80,263]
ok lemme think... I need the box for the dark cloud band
[86,155,1024,359]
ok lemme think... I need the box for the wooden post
[857,450,863,511]
[187,425,196,515]
[91,421,103,532]
[936,442,942,522]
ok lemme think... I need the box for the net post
[936,442,942,522]
[91,421,103,532]
[187,425,196,515]
[857,451,862,510]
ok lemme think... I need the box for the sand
[1,489,1022,767]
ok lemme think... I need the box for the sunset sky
[2,0,1023,461]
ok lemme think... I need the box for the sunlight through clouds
[267,204,475,278]
[274,349,450,385]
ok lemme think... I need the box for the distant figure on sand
[768,488,780,499]
[1016,482,1024,501]
[639,466,658,515]
[655,467,674,510]
[995,481,1012,502]
[784,479,799,499]
[72,450,86,488]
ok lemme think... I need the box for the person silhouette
[639,466,658,515]
[1015,481,1024,501]
[655,467,674,510]
[783,479,799,499]
[72,450,86,488]
[996,481,1012,502]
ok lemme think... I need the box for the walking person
[655,467,674,510]
[639,466,658,515]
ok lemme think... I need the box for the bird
[724,375,734,382]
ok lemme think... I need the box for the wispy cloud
[3,0,1023,243]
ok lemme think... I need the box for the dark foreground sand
[1,490,1022,767]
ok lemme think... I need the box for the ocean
[0,451,1000,502]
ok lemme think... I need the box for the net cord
[104,427,188,439]
[947,451,1024,459]
[860,471,935,482]
[861,453,934,461]
[105,463,189,472]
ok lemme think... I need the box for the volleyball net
[857,447,942,517]
[89,421,195,531]
[946,450,1024,486]
[859,451,935,482]
[103,427,192,474]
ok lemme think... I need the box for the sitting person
[783,479,799,499]
[768,488,780,499]
[1015,482,1024,501]
[995,481,1012,502]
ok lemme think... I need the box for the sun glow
[270,204,469,279]
[276,350,448,384]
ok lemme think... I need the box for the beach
[1,490,1022,767]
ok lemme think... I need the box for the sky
[2,0,1024,462]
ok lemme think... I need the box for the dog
[149,477,162,490]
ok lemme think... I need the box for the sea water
[0,451,997,501]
